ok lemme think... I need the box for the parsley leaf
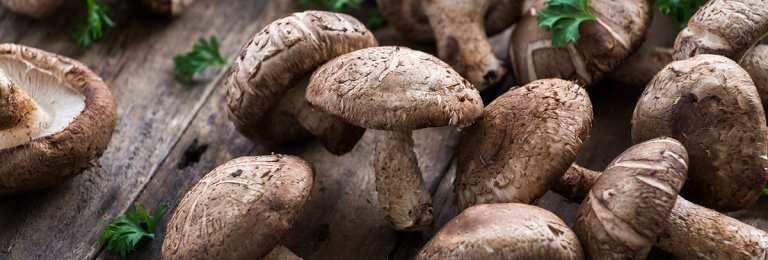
[172,35,232,82]
[73,0,115,47]
[536,0,596,47]
[654,0,707,30]
[99,203,169,257]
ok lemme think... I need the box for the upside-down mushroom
[376,0,524,91]
[0,43,117,195]
[162,155,314,260]
[225,11,377,155]
[305,46,483,231]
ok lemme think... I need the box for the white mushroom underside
[0,57,85,149]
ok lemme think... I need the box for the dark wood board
[0,1,766,260]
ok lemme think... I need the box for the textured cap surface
[632,54,768,212]
[225,11,377,147]
[454,79,592,211]
[574,137,688,259]
[416,203,584,260]
[162,155,315,260]
[305,46,483,131]
[0,43,117,195]
[510,0,651,87]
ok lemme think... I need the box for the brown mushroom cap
[376,0,523,43]
[120,0,195,16]
[225,11,376,154]
[0,43,117,195]
[162,155,315,260]
[0,0,66,19]
[631,54,768,212]
[453,79,592,211]
[509,0,651,87]
[673,0,768,62]
[416,203,584,260]
[305,46,483,131]
[574,137,688,259]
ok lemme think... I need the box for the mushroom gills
[0,61,85,149]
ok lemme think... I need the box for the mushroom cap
[416,203,584,260]
[305,46,483,131]
[162,155,315,260]
[631,54,768,212]
[120,0,195,16]
[0,0,67,19]
[509,0,651,87]
[225,11,376,148]
[0,43,117,195]
[376,0,523,42]
[453,79,592,211]
[574,137,689,259]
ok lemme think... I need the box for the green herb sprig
[73,0,115,47]
[99,203,169,257]
[655,0,708,30]
[536,0,596,47]
[173,35,232,82]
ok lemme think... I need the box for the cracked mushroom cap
[121,0,195,16]
[416,203,584,260]
[453,79,592,211]
[574,137,689,259]
[305,46,483,131]
[225,10,377,152]
[0,43,117,195]
[162,155,315,260]
[0,0,67,19]
[631,54,768,212]
[509,0,651,87]
[376,0,523,43]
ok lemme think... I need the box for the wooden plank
[0,0,279,259]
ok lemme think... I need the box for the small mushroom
[453,78,592,211]
[120,0,195,16]
[162,155,315,260]
[574,137,688,259]
[509,0,652,87]
[305,46,483,231]
[376,0,524,90]
[416,203,584,260]
[225,11,377,155]
[0,0,67,19]
[0,43,117,195]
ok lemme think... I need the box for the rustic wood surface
[0,1,766,259]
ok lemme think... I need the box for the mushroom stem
[373,130,434,231]
[422,0,506,91]
[0,68,51,132]
[280,82,365,155]
[551,163,601,202]
[263,244,303,260]
[656,196,768,260]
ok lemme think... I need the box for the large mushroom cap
[632,54,768,212]
[121,0,195,16]
[0,43,117,195]
[225,10,376,152]
[416,203,584,260]
[162,155,315,260]
[574,137,688,259]
[376,0,523,42]
[0,0,67,19]
[305,46,483,131]
[453,79,592,211]
[509,0,651,87]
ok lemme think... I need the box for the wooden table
[0,1,766,259]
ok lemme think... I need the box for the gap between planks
[88,68,228,260]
